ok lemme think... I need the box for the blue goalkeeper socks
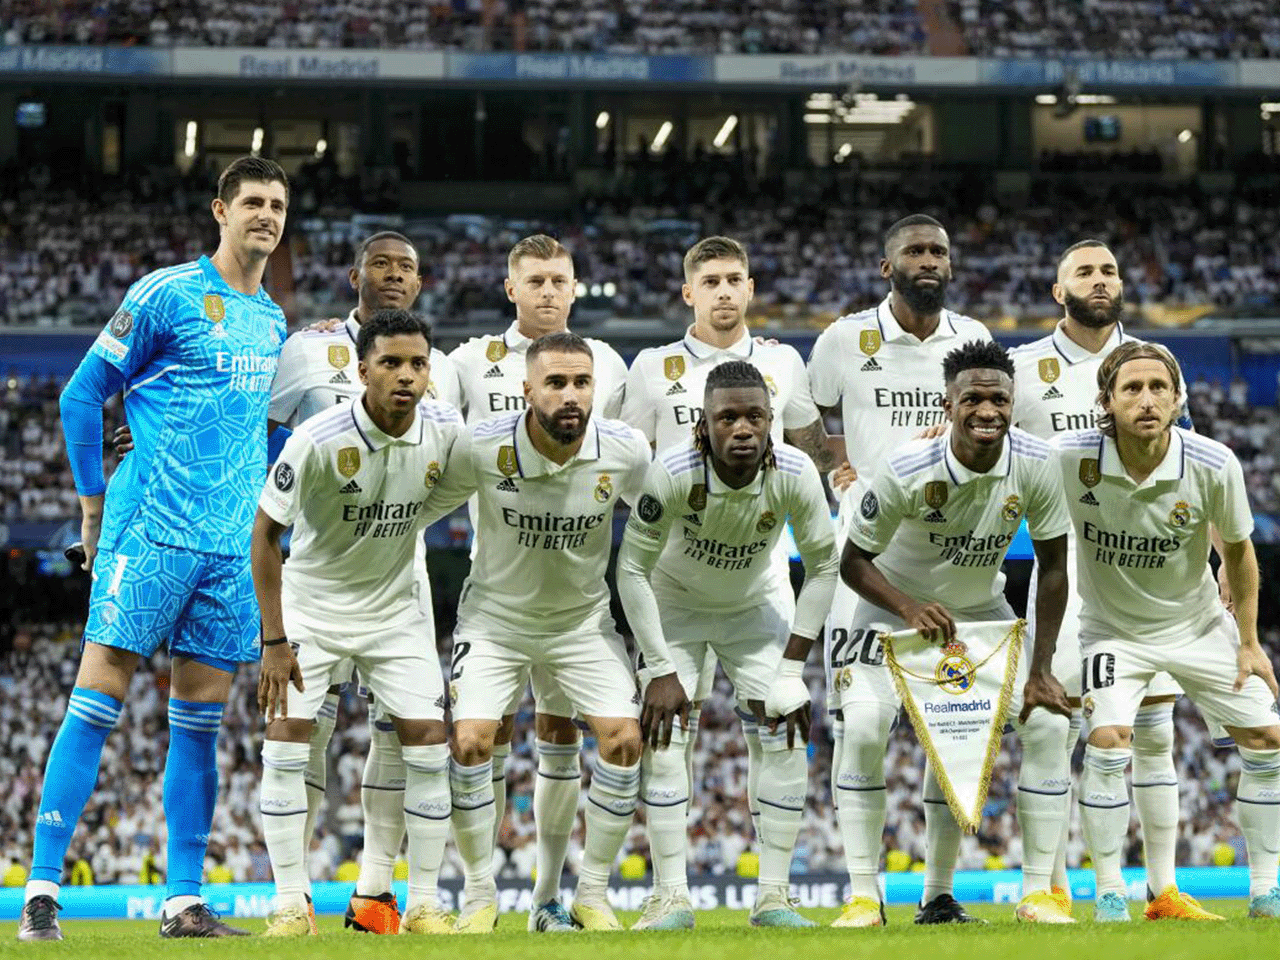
[31,688,123,884]
[164,699,224,899]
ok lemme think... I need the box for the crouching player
[617,360,839,929]
[1045,341,1280,920]
[251,310,462,934]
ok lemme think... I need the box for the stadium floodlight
[603,282,617,297]
[712,115,738,149]
[183,121,197,158]
[651,120,673,152]
[595,111,610,130]
[1178,129,1194,143]
[314,138,327,158]
[251,127,264,155]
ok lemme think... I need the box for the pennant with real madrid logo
[884,619,1024,832]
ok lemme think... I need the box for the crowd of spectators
[1191,374,1280,518]
[1,0,926,55]
[2,615,1275,888]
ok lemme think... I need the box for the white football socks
[1079,744,1131,897]
[1131,703,1179,895]
[836,702,894,900]
[641,726,690,896]
[531,738,581,904]
[1051,709,1083,891]
[922,762,961,903]
[401,744,450,913]
[449,758,497,897]
[756,725,807,889]
[302,693,338,850]
[1237,747,1280,898]
[1014,709,1071,895]
[578,758,639,896]
[357,723,407,896]
[260,740,311,910]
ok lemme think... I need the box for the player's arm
[1020,534,1071,721]
[841,476,956,640]
[764,465,840,747]
[420,429,479,525]
[783,417,845,473]
[1220,538,1277,697]
[619,356,657,443]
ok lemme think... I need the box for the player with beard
[1011,240,1213,919]
[806,215,993,927]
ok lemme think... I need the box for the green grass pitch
[0,902,1272,959]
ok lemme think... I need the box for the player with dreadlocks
[618,360,840,929]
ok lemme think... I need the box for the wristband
[262,636,289,648]
[778,658,805,680]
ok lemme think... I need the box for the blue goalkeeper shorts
[82,526,259,669]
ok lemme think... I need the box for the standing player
[18,157,290,941]
[838,340,1075,924]
[425,332,651,933]
[1046,341,1280,920]
[617,361,840,929]
[447,235,630,929]
[805,215,993,926]
[252,310,461,935]
[1010,239,1188,914]
[621,235,842,872]
[268,231,460,933]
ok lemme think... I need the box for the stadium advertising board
[171,48,443,80]
[446,53,712,83]
[714,55,979,86]
[981,57,1237,88]
[0,45,170,75]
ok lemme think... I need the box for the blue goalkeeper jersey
[90,256,287,557]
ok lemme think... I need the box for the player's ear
[504,277,517,304]
[1051,281,1066,306]
[745,276,754,303]
[681,283,694,306]
[210,197,227,227]
[357,359,368,385]
[348,266,360,294]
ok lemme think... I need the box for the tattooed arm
[783,417,845,472]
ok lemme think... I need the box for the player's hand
[914,423,948,440]
[1218,562,1234,615]
[763,658,812,749]
[1235,644,1280,699]
[829,461,857,493]
[258,642,304,722]
[77,496,104,572]
[900,601,956,643]
[113,424,135,456]
[303,317,343,333]
[752,335,780,347]
[641,672,691,749]
[1019,670,1071,723]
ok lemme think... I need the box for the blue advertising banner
[0,45,170,76]
[980,57,1237,88]
[445,52,712,83]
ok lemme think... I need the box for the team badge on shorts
[687,483,707,512]
[924,481,948,509]
[204,294,225,324]
[859,330,881,356]
[108,309,133,338]
[934,640,975,695]
[1038,358,1060,383]
[424,461,441,488]
[1002,495,1022,522]
[486,341,508,363]
[328,345,350,369]
[664,355,685,381]
[835,668,852,692]
[756,511,777,533]
[337,447,361,478]
[497,445,518,477]
[1169,501,1191,527]
[1079,458,1101,488]
[1082,696,1095,720]
[594,473,613,503]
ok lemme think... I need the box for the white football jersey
[425,412,650,635]
[808,296,992,477]
[448,319,627,425]
[622,328,820,449]
[1052,427,1253,644]
[622,440,839,633]
[268,310,462,426]
[848,428,1070,613]
[259,397,464,635]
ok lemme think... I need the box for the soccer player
[252,309,461,935]
[424,332,650,933]
[19,156,290,941]
[839,339,1076,924]
[621,235,842,872]
[1010,239,1191,913]
[268,230,459,933]
[617,360,839,929]
[447,236,628,930]
[1046,341,1280,920]
[805,215,992,926]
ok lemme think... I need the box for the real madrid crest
[935,640,975,695]
[486,341,508,363]
[594,473,613,503]
[687,483,707,512]
[497,445,518,477]
[859,329,881,356]
[763,375,778,398]
[328,345,350,369]
[337,447,361,478]
[1079,458,1101,488]
[425,461,442,488]
[204,294,225,324]
[1169,500,1191,527]
[924,481,949,509]
[664,355,686,381]
[756,511,777,533]
[1038,357,1060,384]
[1002,495,1022,522]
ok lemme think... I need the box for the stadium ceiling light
[595,111,610,130]
[712,115,738,149]
[1178,128,1194,143]
[314,138,327,157]
[837,143,853,159]
[804,113,832,124]
[1036,94,1059,104]
[251,127,264,155]
[603,281,617,297]
[183,121,197,158]
[651,120,673,152]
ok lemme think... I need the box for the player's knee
[452,723,497,765]
[535,712,581,745]
[392,718,447,747]
[1086,725,1131,750]
[1132,703,1175,756]
[76,642,141,702]
[1232,726,1280,752]
[595,721,642,766]
[840,703,893,770]
[1017,707,1070,754]
[265,718,314,743]
[493,714,516,746]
